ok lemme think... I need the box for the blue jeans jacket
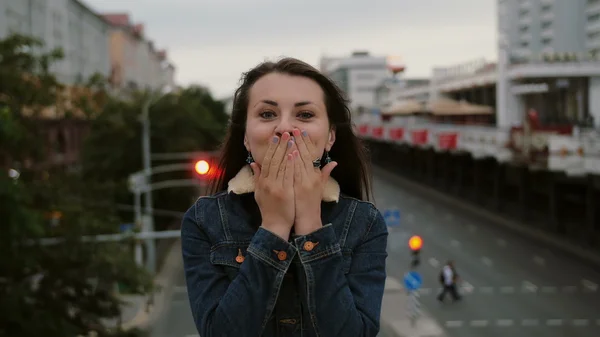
[181,165,388,337]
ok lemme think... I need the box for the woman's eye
[298,111,314,119]
[259,111,276,119]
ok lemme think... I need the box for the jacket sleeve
[180,200,297,337]
[292,204,388,337]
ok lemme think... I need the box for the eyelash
[259,110,314,119]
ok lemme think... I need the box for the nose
[274,115,295,137]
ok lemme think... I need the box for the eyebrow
[259,100,314,107]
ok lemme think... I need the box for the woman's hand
[249,132,296,241]
[291,128,337,235]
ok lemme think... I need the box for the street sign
[404,271,422,291]
[383,208,401,227]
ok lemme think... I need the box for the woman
[181,57,388,337]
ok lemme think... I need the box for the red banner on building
[411,130,428,145]
[389,127,404,141]
[438,133,458,150]
[372,126,384,139]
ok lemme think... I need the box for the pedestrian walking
[437,260,461,302]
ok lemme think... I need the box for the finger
[320,161,338,182]
[293,150,302,184]
[260,135,280,178]
[283,152,294,187]
[292,129,315,171]
[269,132,291,178]
[277,138,294,181]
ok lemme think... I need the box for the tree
[0,34,153,337]
[80,85,230,230]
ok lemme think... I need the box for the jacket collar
[227,165,340,203]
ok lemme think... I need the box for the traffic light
[408,235,422,268]
[192,156,221,186]
[195,160,210,175]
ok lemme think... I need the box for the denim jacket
[181,165,388,337]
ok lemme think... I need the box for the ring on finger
[312,158,321,168]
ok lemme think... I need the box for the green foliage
[0,33,154,337]
[81,85,229,228]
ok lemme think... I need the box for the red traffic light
[195,160,210,175]
[408,235,423,251]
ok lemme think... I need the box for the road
[148,171,600,337]
[374,169,600,337]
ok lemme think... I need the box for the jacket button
[303,241,317,251]
[276,251,287,261]
[235,255,245,263]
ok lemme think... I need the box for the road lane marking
[470,320,488,327]
[450,239,460,247]
[582,279,598,292]
[428,258,440,268]
[573,319,589,326]
[461,281,474,294]
[481,256,493,266]
[444,318,600,328]
[533,256,545,266]
[497,319,514,327]
[497,238,507,247]
[445,321,463,328]
[522,281,537,293]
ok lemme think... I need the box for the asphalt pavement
[374,168,600,337]
[146,170,600,337]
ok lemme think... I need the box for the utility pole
[141,93,155,274]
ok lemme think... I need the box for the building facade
[102,13,176,92]
[320,51,391,115]
[0,0,112,85]
[499,0,594,60]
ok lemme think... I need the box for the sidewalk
[380,277,448,337]
[106,240,183,332]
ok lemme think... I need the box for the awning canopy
[382,99,425,115]
[425,98,493,116]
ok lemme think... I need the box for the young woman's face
[245,72,336,166]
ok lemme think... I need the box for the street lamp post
[141,97,156,274]
[139,87,171,274]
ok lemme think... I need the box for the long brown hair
[210,57,373,201]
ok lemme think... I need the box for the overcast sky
[86,0,498,99]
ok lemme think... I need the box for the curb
[121,240,183,331]
[372,165,600,267]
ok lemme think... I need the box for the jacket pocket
[210,241,250,281]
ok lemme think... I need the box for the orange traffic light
[408,235,423,251]
[195,160,210,175]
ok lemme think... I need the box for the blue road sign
[120,223,134,233]
[383,208,401,227]
[404,271,422,291]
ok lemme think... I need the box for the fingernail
[288,140,293,148]
[302,130,308,137]
[272,136,279,143]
